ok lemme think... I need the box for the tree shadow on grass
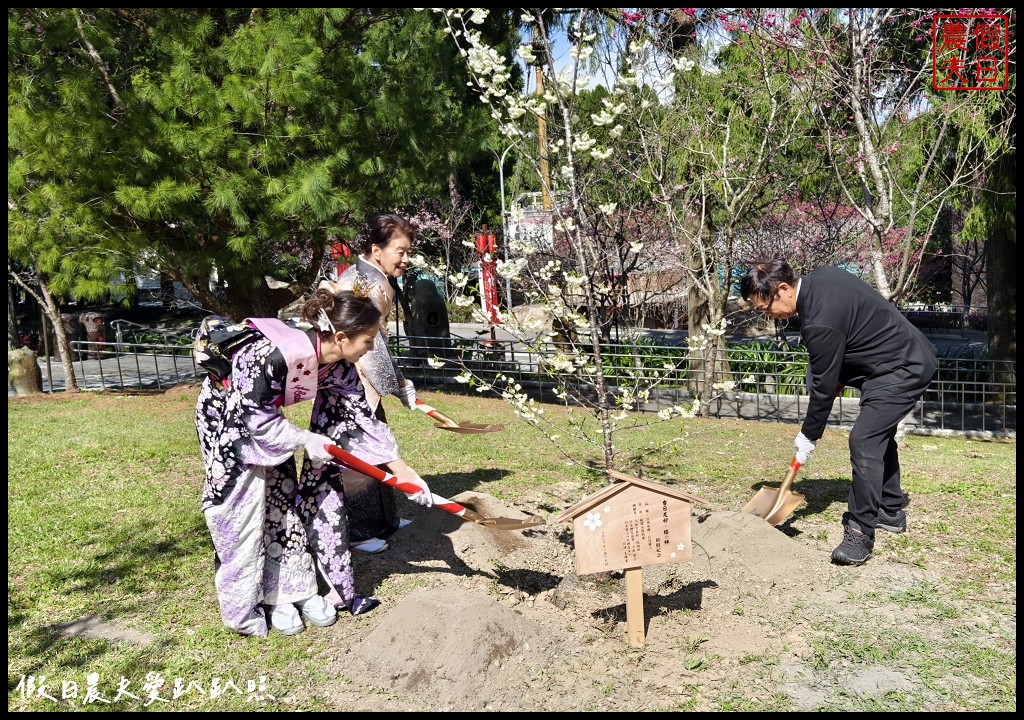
[425,468,513,500]
[10,513,209,688]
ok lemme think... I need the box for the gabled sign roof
[555,470,710,523]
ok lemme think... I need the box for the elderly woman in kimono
[305,214,426,555]
[195,288,386,637]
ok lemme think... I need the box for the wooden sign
[555,471,707,576]
[555,471,710,646]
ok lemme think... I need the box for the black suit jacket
[797,267,937,440]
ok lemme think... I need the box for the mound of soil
[310,489,963,712]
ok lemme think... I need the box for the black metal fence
[392,334,1016,439]
[44,334,1015,438]
[40,340,199,393]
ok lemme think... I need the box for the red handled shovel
[325,444,543,530]
[414,399,505,434]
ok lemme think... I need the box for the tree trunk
[986,149,1015,367]
[685,235,712,402]
[39,283,80,393]
[7,281,20,352]
[160,271,176,310]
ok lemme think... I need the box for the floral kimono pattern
[195,332,318,637]
[298,359,399,613]
[327,259,406,540]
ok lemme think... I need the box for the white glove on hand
[402,472,433,507]
[794,432,817,465]
[397,381,417,411]
[302,432,335,468]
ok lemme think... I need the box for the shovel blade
[435,423,505,434]
[472,516,546,530]
[742,487,806,526]
[459,506,545,530]
[764,492,806,526]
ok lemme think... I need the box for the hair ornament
[316,308,337,334]
[350,275,374,300]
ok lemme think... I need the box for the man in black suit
[740,260,937,565]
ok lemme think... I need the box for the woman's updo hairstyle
[358,213,417,256]
[301,288,380,338]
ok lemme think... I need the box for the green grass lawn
[8,387,1016,710]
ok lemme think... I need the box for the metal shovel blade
[434,422,505,434]
[742,458,805,526]
[416,399,504,434]
[462,509,546,530]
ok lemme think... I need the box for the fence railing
[38,340,202,393]
[391,334,1016,438]
[41,334,1015,438]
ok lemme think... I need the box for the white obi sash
[246,318,318,406]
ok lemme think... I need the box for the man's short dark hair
[740,259,798,303]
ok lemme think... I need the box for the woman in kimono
[195,288,382,637]
[313,214,422,554]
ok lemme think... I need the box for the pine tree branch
[73,9,123,109]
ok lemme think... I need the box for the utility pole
[495,144,515,312]
[534,30,552,211]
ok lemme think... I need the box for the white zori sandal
[351,537,388,554]
[297,595,338,627]
[268,603,304,636]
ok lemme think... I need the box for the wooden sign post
[624,567,644,646]
[555,470,709,647]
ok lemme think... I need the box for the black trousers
[342,400,398,542]
[846,370,933,538]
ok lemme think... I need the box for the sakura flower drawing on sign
[583,512,603,532]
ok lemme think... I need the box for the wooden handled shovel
[325,445,544,530]
[742,458,806,526]
[413,399,505,434]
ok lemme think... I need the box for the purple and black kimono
[195,330,320,637]
[298,358,397,613]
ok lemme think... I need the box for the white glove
[794,432,817,465]
[396,380,417,411]
[302,432,335,467]
[402,471,433,507]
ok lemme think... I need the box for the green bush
[600,336,688,386]
[126,331,193,346]
[727,341,809,395]
[445,302,477,323]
